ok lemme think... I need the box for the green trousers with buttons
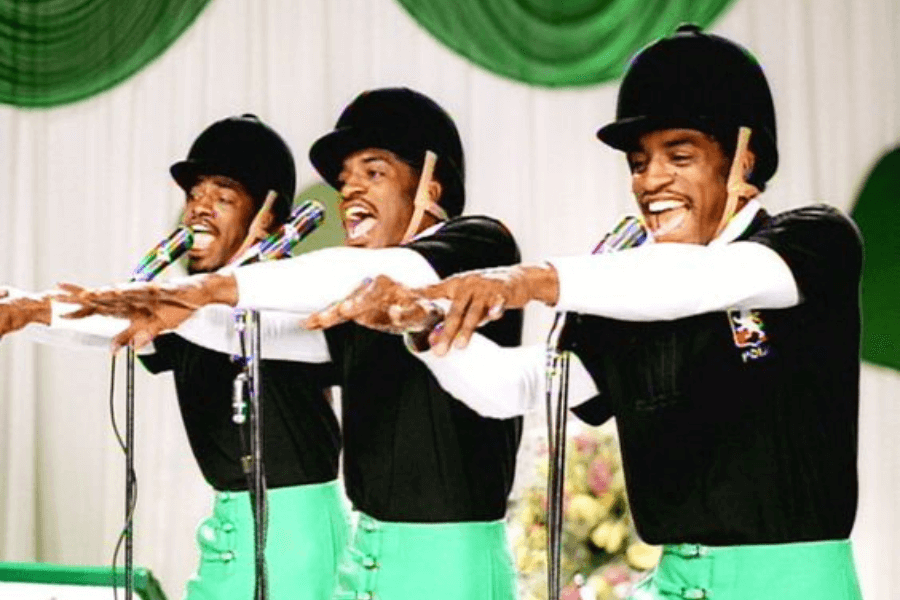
[629,539,862,600]
[332,512,518,600]
[184,480,350,600]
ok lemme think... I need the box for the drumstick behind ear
[401,151,439,243]
[715,127,758,238]
[229,190,278,264]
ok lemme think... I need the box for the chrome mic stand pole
[234,309,267,600]
[545,315,569,600]
[125,347,136,600]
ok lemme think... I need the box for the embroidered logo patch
[727,309,770,362]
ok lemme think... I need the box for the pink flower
[561,583,581,600]
[587,457,613,496]
[573,433,599,455]
[602,565,631,586]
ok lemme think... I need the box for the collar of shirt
[405,220,446,243]
[708,199,762,247]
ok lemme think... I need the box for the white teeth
[344,206,372,221]
[348,217,376,240]
[192,232,215,250]
[647,199,686,213]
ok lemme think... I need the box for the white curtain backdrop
[1,0,898,598]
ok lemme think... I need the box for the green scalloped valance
[395,0,737,87]
[1,0,212,108]
[851,148,900,372]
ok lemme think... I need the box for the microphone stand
[545,315,569,600]
[124,347,136,600]
[120,225,193,600]
[543,215,649,600]
[234,309,268,600]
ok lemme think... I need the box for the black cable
[108,353,138,600]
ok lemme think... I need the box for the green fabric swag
[395,0,737,87]
[851,147,900,373]
[1,0,213,108]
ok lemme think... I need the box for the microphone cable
[107,352,139,600]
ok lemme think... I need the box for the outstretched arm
[418,241,797,353]
[59,245,440,348]
[0,288,51,339]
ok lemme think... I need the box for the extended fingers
[304,302,352,330]
[111,318,162,353]
[430,289,473,355]
[303,279,374,330]
[59,306,97,320]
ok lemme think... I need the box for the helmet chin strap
[401,150,445,243]
[714,126,760,238]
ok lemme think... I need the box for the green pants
[185,480,350,600]
[333,512,517,600]
[629,539,862,600]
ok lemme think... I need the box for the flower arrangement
[511,429,661,600]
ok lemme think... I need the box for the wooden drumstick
[228,190,278,264]
[401,151,440,243]
[714,126,759,238]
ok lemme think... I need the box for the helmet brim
[170,160,206,194]
[309,126,395,190]
[597,115,715,151]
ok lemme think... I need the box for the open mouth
[342,203,378,243]
[188,223,216,252]
[642,198,689,239]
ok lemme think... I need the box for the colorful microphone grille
[130,226,195,282]
[592,215,649,254]
[257,200,326,260]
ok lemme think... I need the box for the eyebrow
[662,136,700,149]
[338,153,392,178]
[197,175,243,191]
[360,154,391,165]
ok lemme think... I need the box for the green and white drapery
[0,0,737,107]
[0,0,212,107]
[396,0,735,86]
[851,148,900,373]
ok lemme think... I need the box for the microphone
[591,214,649,254]
[546,215,649,348]
[233,199,325,266]
[129,226,195,282]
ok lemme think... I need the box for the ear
[427,180,443,205]
[742,148,757,182]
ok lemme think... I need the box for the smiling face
[182,175,258,273]
[336,148,421,248]
[627,128,734,245]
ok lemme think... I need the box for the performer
[0,115,348,600]
[303,27,865,600]
[54,88,524,600]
